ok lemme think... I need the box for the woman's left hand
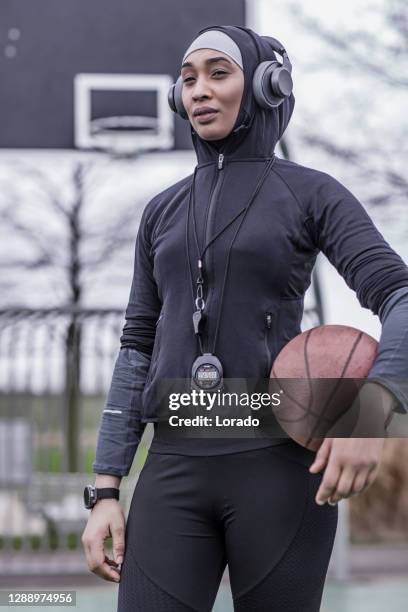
[309,437,385,505]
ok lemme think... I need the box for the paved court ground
[2,578,408,611]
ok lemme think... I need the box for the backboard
[0,0,245,151]
[74,73,174,155]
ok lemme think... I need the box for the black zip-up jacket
[93,26,408,476]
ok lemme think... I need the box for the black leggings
[117,442,338,612]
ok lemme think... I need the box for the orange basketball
[269,324,378,451]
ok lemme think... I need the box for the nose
[191,75,212,102]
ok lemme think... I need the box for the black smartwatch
[83,485,119,509]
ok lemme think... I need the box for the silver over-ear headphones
[253,36,293,109]
[167,34,293,120]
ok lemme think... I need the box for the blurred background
[0,0,407,610]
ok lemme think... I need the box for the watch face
[84,486,95,509]
[194,363,221,390]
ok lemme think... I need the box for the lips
[194,108,219,125]
[196,111,218,124]
[193,107,218,117]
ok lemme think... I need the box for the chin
[195,126,229,141]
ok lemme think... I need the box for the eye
[182,70,228,84]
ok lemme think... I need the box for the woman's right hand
[82,499,125,583]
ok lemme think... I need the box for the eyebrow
[181,56,233,70]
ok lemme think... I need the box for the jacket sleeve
[120,204,162,356]
[92,347,151,476]
[305,173,408,414]
[365,286,408,414]
[92,204,162,476]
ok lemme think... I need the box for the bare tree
[0,158,148,470]
[287,0,408,540]
[0,159,146,307]
[288,0,407,221]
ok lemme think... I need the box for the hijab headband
[182,30,243,70]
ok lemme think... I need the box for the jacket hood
[185,25,295,164]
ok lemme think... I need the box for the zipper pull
[265,313,273,329]
[218,153,224,170]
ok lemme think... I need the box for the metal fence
[0,300,349,578]
[0,307,153,569]
[0,303,322,477]
[0,307,125,473]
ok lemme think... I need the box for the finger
[363,469,378,493]
[315,463,342,505]
[111,522,125,565]
[82,537,103,571]
[349,470,369,497]
[309,439,331,473]
[328,466,356,503]
[105,555,121,572]
[93,558,121,583]
[105,555,122,576]
[105,555,120,567]
[83,542,119,582]
[86,535,120,582]
[349,459,379,497]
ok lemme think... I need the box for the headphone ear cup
[167,76,189,120]
[271,66,293,98]
[253,61,293,109]
[167,84,177,113]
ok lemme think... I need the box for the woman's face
[181,48,244,141]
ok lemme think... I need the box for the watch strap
[96,487,120,501]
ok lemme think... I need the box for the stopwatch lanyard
[185,166,207,355]
[185,154,276,356]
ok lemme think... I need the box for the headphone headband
[261,35,292,74]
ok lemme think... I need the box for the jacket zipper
[204,153,225,248]
[202,153,225,350]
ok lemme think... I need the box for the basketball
[269,324,378,451]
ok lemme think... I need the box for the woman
[82,25,408,611]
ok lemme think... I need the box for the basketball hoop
[90,116,160,159]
